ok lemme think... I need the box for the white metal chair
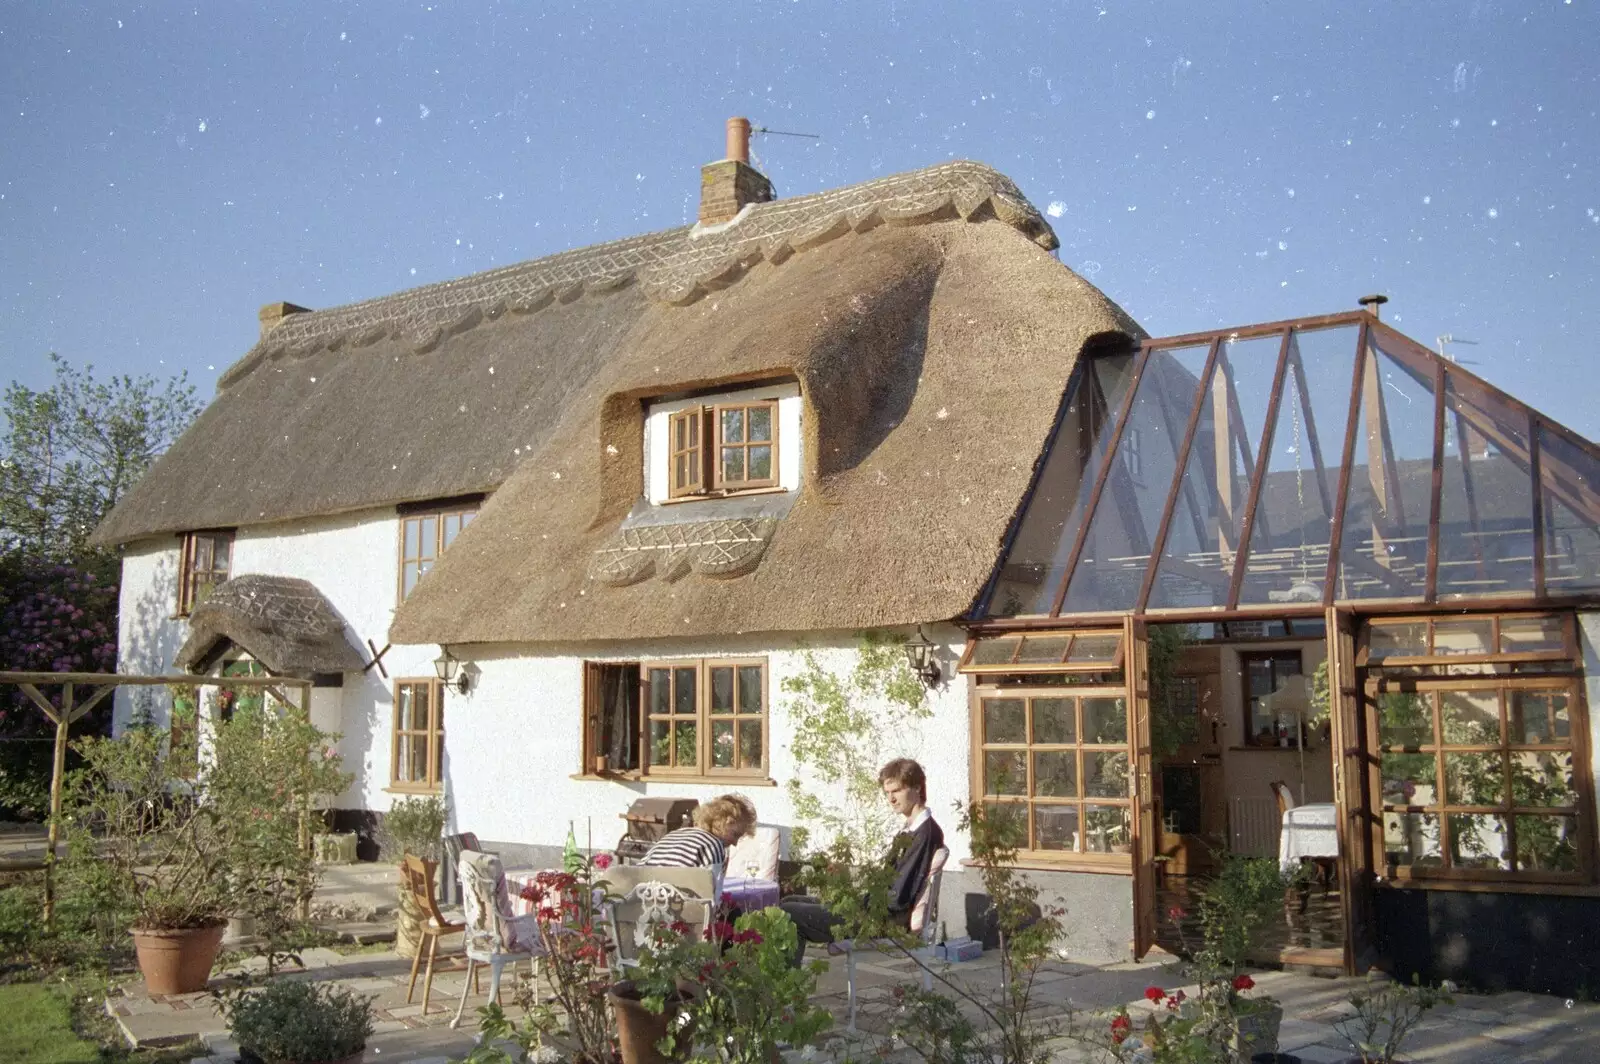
[830,847,949,1032]
[602,864,718,970]
[450,850,543,1029]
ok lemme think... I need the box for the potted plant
[1332,976,1449,1064]
[515,856,621,1064]
[611,916,701,1064]
[62,721,236,995]
[221,979,375,1064]
[381,795,448,958]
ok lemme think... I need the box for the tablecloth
[722,876,780,912]
[1278,803,1339,873]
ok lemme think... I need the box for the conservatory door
[1327,606,1376,973]
[1128,616,1159,960]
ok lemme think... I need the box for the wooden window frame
[1239,650,1305,748]
[391,678,445,793]
[1358,611,1576,669]
[177,530,233,617]
[398,503,478,603]
[958,629,1127,676]
[585,657,771,783]
[663,399,781,500]
[970,680,1135,872]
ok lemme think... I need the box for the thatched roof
[91,161,1063,547]
[92,157,1143,644]
[174,574,366,675]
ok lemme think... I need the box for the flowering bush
[515,859,619,1063]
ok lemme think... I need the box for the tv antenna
[751,126,820,140]
[1436,334,1481,366]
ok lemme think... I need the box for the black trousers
[778,895,909,967]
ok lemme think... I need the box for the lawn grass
[0,983,99,1064]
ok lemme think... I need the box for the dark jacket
[886,813,945,920]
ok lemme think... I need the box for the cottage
[94,121,1600,993]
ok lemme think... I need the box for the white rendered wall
[643,382,802,504]
[440,625,974,862]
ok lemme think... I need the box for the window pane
[1499,616,1565,655]
[1445,751,1505,806]
[709,667,734,714]
[409,735,429,783]
[1369,622,1427,659]
[1082,805,1131,852]
[711,721,735,768]
[651,719,671,766]
[674,454,688,487]
[1035,805,1080,851]
[1380,751,1439,806]
[984,751,1027,796]
[1515,814,1579,872]
[747,405,773,442]
[673,668,696,716]
[1511,690,1570,744]
[402,563,420,598]
[1085,751,1129,798]
[1537,424,1600,593]
[721,447,745,484]
[984,351,1139,617]
[1082,698,1127,744]
[443,514,461,548]
[1033,751,1078,797]
[982,802,1027,842]
[1440,690,1500,745]
[431,733,443,783]
[674,414,688,450]
[461,511,475,530]
[1016,635,1070,664]
[675,722,697,768]
[211,536,230,568]
[971,638,1020,666]
[738,719,762,770]
[648,669,671,716]
[1032,698,1076,744]
[1437,376,1537,598]
[419,517,438,558]
[1432,619,1494,656]
[720,408,745,443]
[1449,813,1511,870]
[1510,751,1577,807]
[737,666,763,714]
[747,445,773,481]
[397,735,416,782]
[1068,634,1121,663]
[1376,691,1432,748]
[983,698,1027,744]
[404,519,420,560]
[1384,811,1442,866]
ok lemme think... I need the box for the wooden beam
[42,683,74,929]
[67,685,115,725]
[0,671,309,689]
[17,683,61,725]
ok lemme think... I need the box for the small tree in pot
[380,795,449,958]
[221,980,375,1064]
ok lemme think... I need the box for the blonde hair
[693,794,757,841]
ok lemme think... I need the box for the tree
[0,353,200,560]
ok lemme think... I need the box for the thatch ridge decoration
[173,574,365,676]
[219,161,1057,390]
[588,517,779,587]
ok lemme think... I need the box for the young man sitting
[779,758,945,966]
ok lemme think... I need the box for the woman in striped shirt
[640,794,757,892]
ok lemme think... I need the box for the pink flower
[592,852,614,871]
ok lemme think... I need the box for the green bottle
[563,822,582,875]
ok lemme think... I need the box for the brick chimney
[698,117,774,226]
[258,301,311,339]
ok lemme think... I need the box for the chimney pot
[1358,293,1389,320]
[258,301,311,338]
[726,117,751,164]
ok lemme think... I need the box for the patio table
[723,876,780,912]
[1278,803,1339,874]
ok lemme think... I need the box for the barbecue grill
[616,796,700,864]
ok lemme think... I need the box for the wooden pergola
[0,670,311,927]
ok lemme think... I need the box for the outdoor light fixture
[902,626,942,688]
[433,647,471,695]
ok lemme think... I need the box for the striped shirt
[640,827,726,871]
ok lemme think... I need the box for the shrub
[380,795,448,860]
[220,979,374,1064]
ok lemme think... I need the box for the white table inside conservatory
[1278,803,1339,873]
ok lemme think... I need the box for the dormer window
[656,388,792,502]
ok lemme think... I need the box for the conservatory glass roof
[978,311,1600,620]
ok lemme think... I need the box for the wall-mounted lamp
[433,647,472,695]
[902,626,942,688]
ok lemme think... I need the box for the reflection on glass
[1511,690,1570,743]
[1433,620,1494,656]
[1449,814,1511,870]
[1085,751,1129,797]
[983,699,1027,743]
[1380,751,1437,806]
[983,802,1027,841]
[1440,690,1500,745]
[1375,691,1432,748]
[1062,344,1210,613]
[748,405,772,442]
[1369,622,1427,659]
[1384,811,1442,866]
[1082,805,1131,852]
[1444,752,1504,806]
[675,722,697,768]
[1033,698,1076,743]
[738,720,762,769]
[1515,814,1579,872]
[737,666,762,713]
[1034,751,1078,797]
[651,719,671,766]
[985,751,1027,796]
[1437,377,1537,597]
[1017,634,1071,664]
[712,721,735,768]
[1082,698,1127,744]
[1499,616,1565,655]
[1537,424,1600,594]
[710,667,734,712]
[1510,751,1576,807]
[649,669,670,715]
[972,639,1020,667]
[985,354,1138,615]
[1070,634,1122,662]
[749,446,772,480]
[1036,805,1080,851]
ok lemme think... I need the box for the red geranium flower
[1233,974,1255,991]
[1110,1014,1132,1044]
[1144,986,1166,1002]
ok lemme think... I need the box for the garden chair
[449,850,544,1029]
[602,864,718,970]
[443,831,482,905]
[401,854,466,1014]
[831,847,949,1032]
[726,825,782,882]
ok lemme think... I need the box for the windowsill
[660,486,788,506]
[569,772,778,788]
[963,854,1133,875]
[385,784,443,796]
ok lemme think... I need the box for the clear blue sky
[2,2,1597,438]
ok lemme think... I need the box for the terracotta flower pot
[610,989,688,1064]
[132,923,227,995]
